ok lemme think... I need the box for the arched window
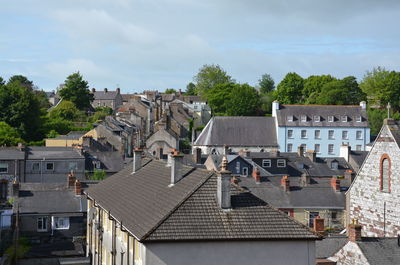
[380,155,391,192]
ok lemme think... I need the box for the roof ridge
[282,104,360,107]
[141,170,216,241]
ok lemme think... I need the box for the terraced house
[85,150,320,265]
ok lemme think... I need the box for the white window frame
[356,130,362,140]
[315,144,320,153]
[301,115,307,122]
[301,130,307,139]
[341,116,348,122]
[328,116,334,122]
[331,161,339,170]
[0,163,8,174]
[328,130,335,140]
[356,116,362,122]
[287,115,293,122]
[277,159,286,168]
[45,162,54,171]
[242,167,249,176]
[313,115,320,122]
[262,159,271,168]
[315,130,321,139]
[236,161,240,174]
[53,217,70,230]
[342,130,348,140]
[328,144,334,155]
[95,161,101,169]
[287,143,293,152]
[287,130,293,139]
[37,217,48,232]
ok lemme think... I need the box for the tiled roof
[276,104,368,127]
[357,238,400,265]
[93,90,118,100]
[27,147,84,160]
[86,159,319,242]
[0,147,25,160]
[194,116,278,147]
[316,236,348,259]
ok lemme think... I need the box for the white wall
[144,240,315,265]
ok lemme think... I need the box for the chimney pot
[116,87,120,94]
[133,148,142,173]
[75,179,82,195]
[348,219,362,242]
[91,88,96,93]
[67,173,76,188]
[223,145,230,156]
[104,88,108,93]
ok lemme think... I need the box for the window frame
[45,162,54,171]
[341,115,348,122]
[314,130,321,139]
[301,115,307,122]
[380,154,391,193]
[314,144,320,154]
[68,162,78,172]
[356,130,362,140]
[287,130,294,139]
[287,143,293,152]
[328,130,335,140]
[313,115,320,122]
[301,130,307,139]
[37,217,48,232]
[342,130,348,140]
[54,217,70,230]
[262,159,271,168]
[32,162,40,172]
[242,167,249,176]
[287,115,293,122]
[0,163,8,174]
[277,159,286,168]
[328,144,334,155]
[356,116,362,122]
[356,145,362,151]
[328,116,334,122]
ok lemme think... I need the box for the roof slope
[194,116,278,147]
[93,91,118,100]
[358,238,400,265]
[87,159,318,242]
[276,105,368,127]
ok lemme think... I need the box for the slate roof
[349,151,368,173]
[275,104,369,127]
[85,151,131,173]
[386,119,400,148]
[0,147,25,160]
[194,116,278,147]
[93,90,119,100]
[27,147,84,160]
[52,131,86,140]
[357,238,400,265]
[316,236,348,258]
[86,159,319,242]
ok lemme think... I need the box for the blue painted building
[272,101,370,157]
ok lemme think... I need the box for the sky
[1,0,400,93]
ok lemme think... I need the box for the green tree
[164,88,176,94]
[59,72,94,110]
[0,77,5,86]
[0,122,24,146]
[193,64,235,97]
[258,73,275,94]
[34,90,51,110]
[8,75,33,89]
[90,169,106,180]
[274,72,304,104]
[49,100,81,120]
[303,75,337,104]
[185,82,197,95]
[260,91,275,114]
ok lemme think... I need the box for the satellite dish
[88,207,97,221]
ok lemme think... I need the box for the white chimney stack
[170,151,184,186]
[360,101,367,110]
[132,148,142,173]
[272,100,280,117]
[340,144,351,162]
[217,156,231,209]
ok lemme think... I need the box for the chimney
[217,156,231,209]
[238,149,250,158]
[116,88,121,94]
[170,151,184,186]
[82,136,92,148]
[104,88,108,93]
[67,173,76,188]
[252,168,261,184]
[313,216,325,234]
[300,173,310,187]
[383,118,396,125]
[340,144,351,162]
[272,100,280,117]
[193,147,202,164]
[281,175,290,191]
[231,176,239,185]
[156,147,164,160]
[75,179,82,195]
[297,146,304,157]
[359,101,366,110]
[270,149,280,158]
[348,219,362,242]
[331,176,340,192]
[305,150,317,162]
[12,180,20,197]
[91,88,96,93]
[223,145,230,156]
[166,149,177,167]
[17,142,25,152]
[132,148,142,173]
[344,169,355,182]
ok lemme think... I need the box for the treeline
[185,65,400,135]
[0,73,109,146]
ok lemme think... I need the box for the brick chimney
[67,172,76,188]
[217,156,231,209]
[348,220,362,242]
[170,151,184,186]
[313,216,325,233]
[252,168,261,184]
[345,169,355,182]
[75,179,82,195]
[193,147,202,164]
[360,101,366,110]
[331,176,340,192]
[305,150,316,162]
[281,175,290,191]
[297,146,304,157]
[132,148,142,173]
[17,142,25,152]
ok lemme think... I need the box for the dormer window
[301,115,307,122]
[277,159,286,168]
[341,116,348,122]
[287,115,293,122]
[313,115,320,122]
[328,116,334,122]
[356,116,362,122]
[330,161,339,170]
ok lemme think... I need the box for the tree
[185,82,197,95]
[258,74,275,94]
[360,67,400,109]
[314,76,366,105]
[164,88,176,94]
[59,72,94,110]
[0,122,24,146]
[49,100,81,120]
[193,64,235,97]
[8,75,33,89]
[303,75,337,104]
[274,72,304,104]
[0,77,5,86]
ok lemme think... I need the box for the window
[308,212,320,227]
[287,115,293,122]
[313,115,320,122]
[328,116,334,122]
[45,162,54,171]
[301,115,307,122]
[0,163,8,173]
[0,180,7,200]
[331,211,337,220]
[95,161,101,169]
[356,145,362,151]
[380,156,390,192]
[330,161,339,170]
[314,130,321,139]
[287,144,293,152]
[277,159,286,168]
[301,144,307,154]
[328,144,334,155]
[262,159,271,168]
[32,162,40,172]
[356,130,362,140]
[341,116,348,122]
[236,162,240,174]
[287,130,293,138]
[356,116,362,122]
[342,131,348,140]
[37,217,48,232]
[328,130,334,140]
[53,217,70,230]
[301,130,307,139]
[242,167,249,176]
[315,144,320,153]
[68,162,78,171]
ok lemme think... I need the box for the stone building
[348,118,400,237]
[91,88,123,111]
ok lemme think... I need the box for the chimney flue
[252,168,261,184]
[348,219,362,242]
[132,148,142,173]
[75,179,82,195]
[331,176,340,192]
[170,151,184,186]
[281,175,290,191]
[217,156,231,209]
[305,150,316,162]
[297,146,304,157]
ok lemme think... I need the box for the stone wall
[349,125,400,237]
[330,241,369,265]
